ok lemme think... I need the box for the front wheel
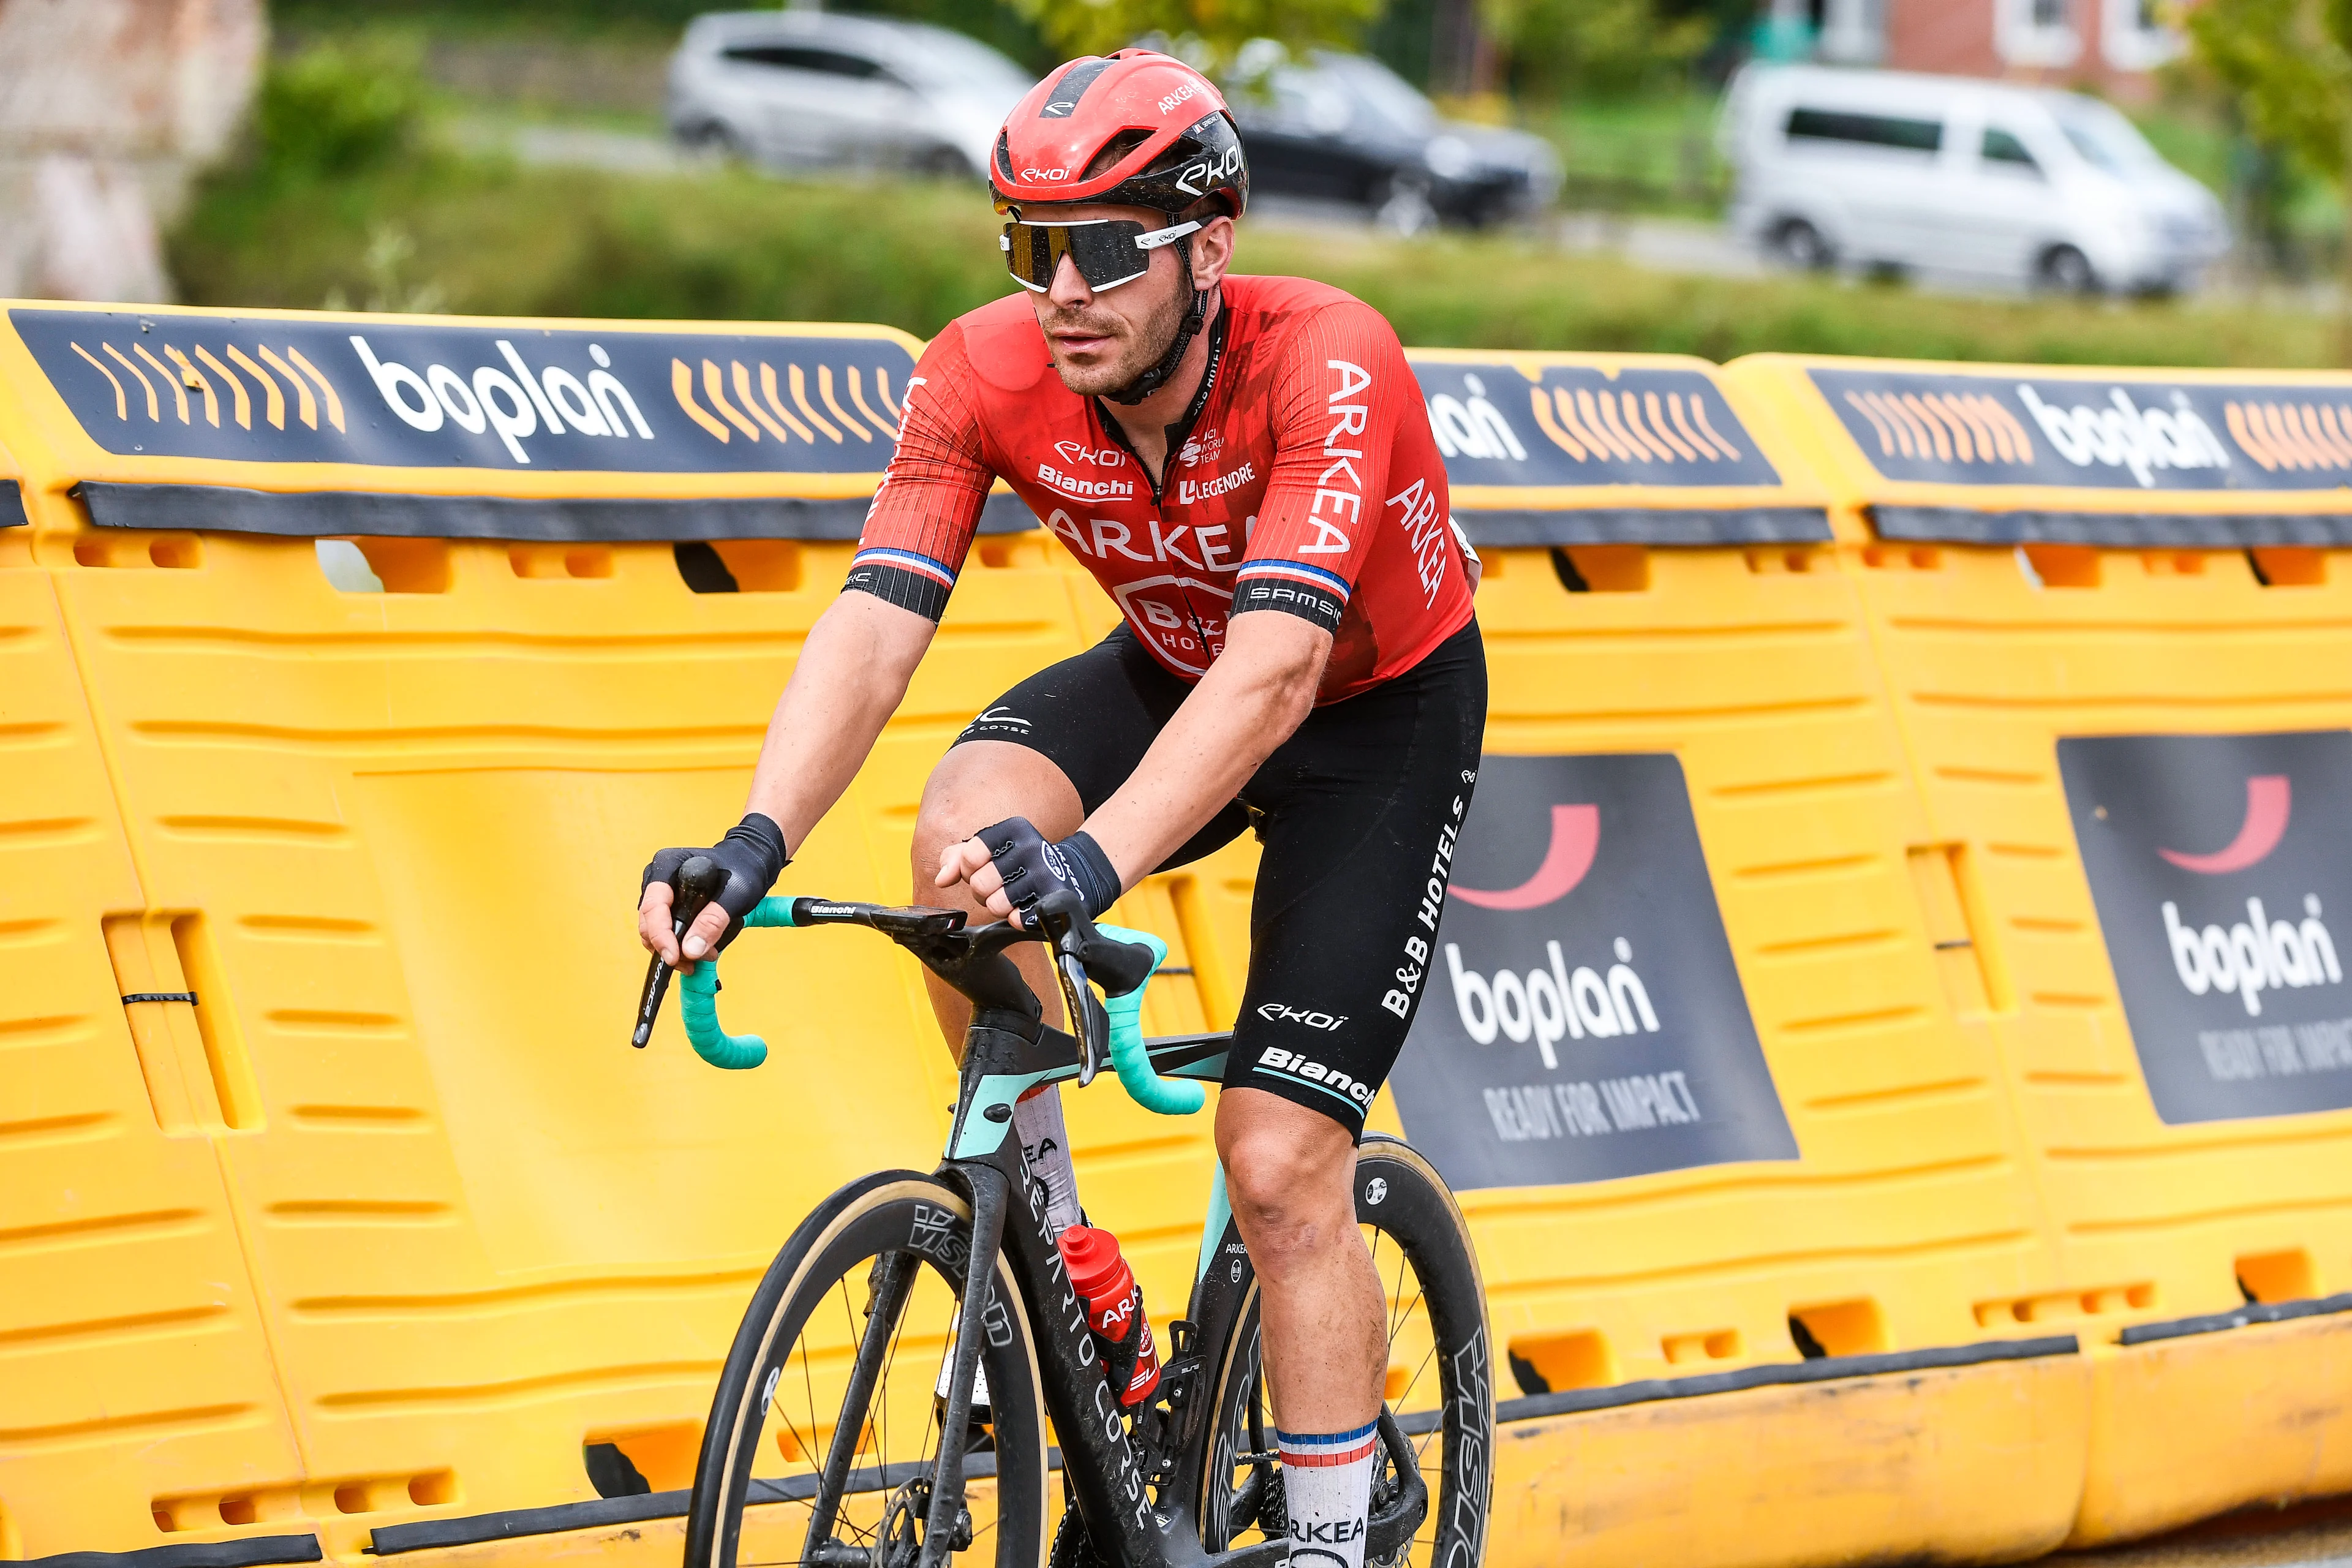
[684,1171,1050,1568]
[1198,1136,1494,1567]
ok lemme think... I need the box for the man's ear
[1190,214,1237,292]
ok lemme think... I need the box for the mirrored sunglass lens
[1002,223,1060,290]
[1001,222,1148,292]
[1065,224,1149,290]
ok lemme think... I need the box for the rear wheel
[2038,243,2099,295]
[1769,217,1834,271]
[1197,1136,1494,1567]
[684,1172,1050,1568]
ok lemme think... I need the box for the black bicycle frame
[778,900,1425,1568]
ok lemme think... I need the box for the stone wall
[0,0,266,303]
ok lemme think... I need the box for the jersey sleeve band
[845,545,958,622]
[1232,558,1348,631]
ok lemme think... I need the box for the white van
[1719,64,2228,293]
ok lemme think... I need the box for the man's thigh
[1225,624,1488,1139]
[929,626,1251,872]
[943,627,1183,816]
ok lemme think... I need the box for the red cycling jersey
[845,274,1474,703]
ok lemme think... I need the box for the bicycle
[636,858,1494,1568]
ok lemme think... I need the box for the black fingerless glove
[641,812,789,953]
[976,816,1121,921]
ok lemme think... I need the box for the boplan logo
[1812,366,2352,493]
[1436,804,1665,1065]
[2060,732,2352,1125]
[2153,775,2343,1018]
[1385,753,1795,1192]
[16,307,912,477]
[351,335,649,464]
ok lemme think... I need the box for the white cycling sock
[1276,1421,1378,1568]
[1012,1084,1081,1238]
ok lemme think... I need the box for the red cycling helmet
[992,50,1249,222]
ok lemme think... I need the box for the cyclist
[639,49,1483,1568]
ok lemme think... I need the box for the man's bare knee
[911,742,1083,882]
[1217,1093,1357,1263]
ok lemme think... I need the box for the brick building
[1773,0,2185,100]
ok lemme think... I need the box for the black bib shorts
[953,620,1487,1138]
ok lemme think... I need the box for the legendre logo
[1384,753,1795,1193]
[2060,732,2352,1125]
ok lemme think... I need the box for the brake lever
[1035,891,1110,1085]
[630,854,726,1049]
[1058,948,1109,1086]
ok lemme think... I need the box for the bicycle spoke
[1385,1235,1411,1346]
[1393,1336,1438,1411]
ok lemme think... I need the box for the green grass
[170,141,2342,368]
[1526,88,1729,215]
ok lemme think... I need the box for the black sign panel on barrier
[2060,731,2352,1125]
[1387,753,1797,1191]
[12,309,910,474]
[1407,360,1783,489]
[1811,366,2352,492]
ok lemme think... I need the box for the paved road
[454,117,2331,313]
[2049,1501,2352,1568]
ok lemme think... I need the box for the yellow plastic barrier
[1387,350,2087,1563]
[1727,353,2352,1544]
[0,303,1217,1555]
[1032,349,2084,1564]
[0,470,309,1558]
[13,301,2341,1563]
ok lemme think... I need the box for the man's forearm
[743,595,932,853]
[1082,616,1329,886]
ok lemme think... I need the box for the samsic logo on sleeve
[2060,730,2352,1125]
[1386,752,1796,1192]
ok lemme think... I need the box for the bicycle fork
[920,1163,1008,1568]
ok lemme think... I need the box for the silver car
[667,10,1034,179]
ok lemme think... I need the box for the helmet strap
[1106,233,1212,406]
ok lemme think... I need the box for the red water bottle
[1058,1224,1161,1408]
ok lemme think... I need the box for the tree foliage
[2185,0,2352,177]
[1003,0,1382,69]
[1480,0,1711,99]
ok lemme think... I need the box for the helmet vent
[1084,130,1152,181]
[1039,56,1114,118]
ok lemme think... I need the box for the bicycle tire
[1195,1136,1494,1568]
[684,1170,1051,1568]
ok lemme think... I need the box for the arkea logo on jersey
[1302,360,1372,556]
[1385,475,1452,606]
[1175,461,1254,507]
[1037,462,1136,502]
[1042,507,1243,572]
